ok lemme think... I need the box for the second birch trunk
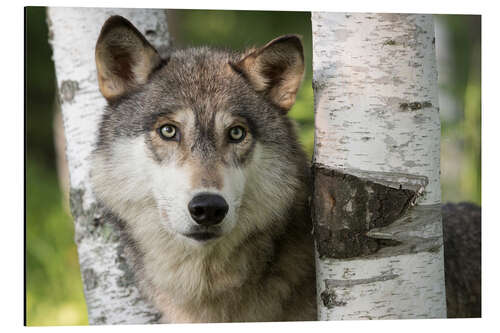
[311,13,447,320]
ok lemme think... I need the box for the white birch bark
[47,7,170,324]
[311,13,447,319]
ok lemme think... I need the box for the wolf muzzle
[188,193,229,226]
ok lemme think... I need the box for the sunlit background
[25,7,481,326]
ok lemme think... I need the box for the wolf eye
[228,126,246,143]
[159,124,177,140]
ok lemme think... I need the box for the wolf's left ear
[231,35,305,111]
[95,16,162,101]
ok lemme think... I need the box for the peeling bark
[47,7,170,324]
[311,13,446,319]
[313,164,425,259]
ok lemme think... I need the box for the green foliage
[289,78,315,157]
[26,7,57,169]
[26,158,88,325]
[437,15,481,205]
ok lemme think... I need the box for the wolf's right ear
[95,16,162,101]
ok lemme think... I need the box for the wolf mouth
[184,232,220,241]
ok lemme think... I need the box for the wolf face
[90,16,307,247]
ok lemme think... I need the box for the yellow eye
[159,124,177,140]
[228,126,246,142]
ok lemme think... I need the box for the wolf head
[90,16,308,246]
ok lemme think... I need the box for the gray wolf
[90,15,316,323]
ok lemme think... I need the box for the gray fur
[442,202,481,318]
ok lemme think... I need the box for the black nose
[188,193,229,226]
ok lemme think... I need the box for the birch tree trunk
[47,7,170,325]
[311,13,447,319]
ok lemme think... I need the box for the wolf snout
[188,193,229,226]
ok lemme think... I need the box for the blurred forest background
[25,7,481,326]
